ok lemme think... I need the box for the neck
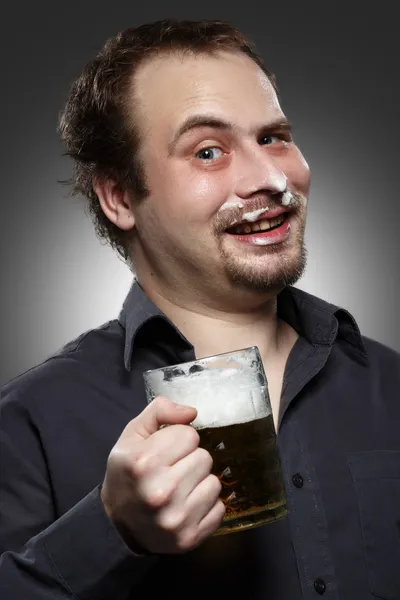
[138,278,289,362]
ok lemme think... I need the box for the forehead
[132,50,284,141]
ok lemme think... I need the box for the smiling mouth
[226,214,286,235]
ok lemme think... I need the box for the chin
[224,243,308,293]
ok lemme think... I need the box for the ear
[93,177,135,231]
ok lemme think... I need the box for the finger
[153,472,222,534]
[184,473,223,527]
[136,466,177,509]
[166,447,213,505]
[132,423,200,473]
[177,499,226,551]
[134,447,212,511]
[196,498,226,539]
[124,396,197,441]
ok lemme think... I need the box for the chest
[262,360,286,431]
[275,353,400,600]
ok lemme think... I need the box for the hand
[101,396,225,554]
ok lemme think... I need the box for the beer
[198,414,287,534]
[143,347,288,535]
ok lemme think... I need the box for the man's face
[129,50,310,301]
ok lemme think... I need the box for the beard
[221,232,307,292]
[216,197,308,293]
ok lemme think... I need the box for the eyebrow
[167,114,293,155]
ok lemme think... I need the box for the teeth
[258,219,270,230]
[231,215,284,235]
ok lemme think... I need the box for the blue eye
[196,147,223,160]
[260,135,279,145]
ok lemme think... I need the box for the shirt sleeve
[0,393,157,599]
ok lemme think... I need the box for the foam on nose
[270,172,287,193]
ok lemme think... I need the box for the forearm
[0,486,157,600]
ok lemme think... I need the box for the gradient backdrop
[1,2,399,386]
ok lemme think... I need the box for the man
[1,18,399,600]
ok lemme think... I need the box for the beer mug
[143,346,288,535]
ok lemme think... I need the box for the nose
[234,146,287,198]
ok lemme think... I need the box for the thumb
[128,395,197,441]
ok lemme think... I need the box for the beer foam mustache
[145,367,271,430]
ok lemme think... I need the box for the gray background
[1,1,399,386]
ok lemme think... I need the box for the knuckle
[157,509,186,533]
[139,473,172,509]
[140,486,167,509]
[130,453,153,478]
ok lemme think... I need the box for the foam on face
[241,207,270,222]
[218,199,244,212]
[268,172,287,192]
[145,359,270,429]
[281,191,293,206]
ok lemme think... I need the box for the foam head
[143,347,271,429]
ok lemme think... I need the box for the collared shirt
[1,281,400,600]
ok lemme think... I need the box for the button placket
[279,417,338,599]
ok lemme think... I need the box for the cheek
[286,149,311,196]
[163,165,228,221]
[188,178,224,218]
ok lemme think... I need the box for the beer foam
[145,367,270,429]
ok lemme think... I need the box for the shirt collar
[277,286,366,353]
[118,280,192,370]
[118,280,367,371]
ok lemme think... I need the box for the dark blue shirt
[1,282,400,599]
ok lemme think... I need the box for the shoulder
[0,319,125,415]
[285,287,400,367]
[362,336,400,369]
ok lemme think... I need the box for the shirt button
[292,473,304,488]
[314,578,326,595]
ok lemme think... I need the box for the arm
[0,396,156,599]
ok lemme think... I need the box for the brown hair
[59,19,278,261]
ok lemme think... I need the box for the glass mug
[143,346,288,535]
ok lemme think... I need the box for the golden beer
[198,414,287,534]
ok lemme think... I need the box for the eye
[259,135,280,146]
[196,147,224,161]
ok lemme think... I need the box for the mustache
[214,192,306,233]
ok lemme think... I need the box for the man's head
[59,19,310,307]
